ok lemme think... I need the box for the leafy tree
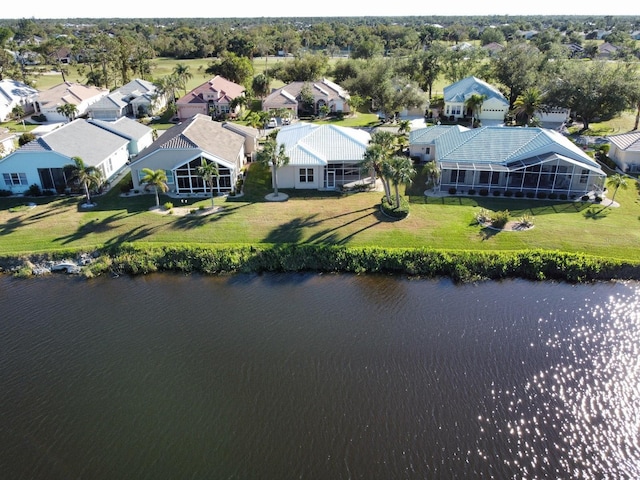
[257,137,289,197]
[65,156,103,206]
[140,168,169,207]
[274,53,329,83]
[206,52,254,86]
[441,46,485,84]
[480,27,505,46]
[492,41,545,107]
[18,132,36,146]
[196,158,220,208]
[346,94,364,116]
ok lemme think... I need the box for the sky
[3,1,639,20]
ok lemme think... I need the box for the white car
[267,118,278,128]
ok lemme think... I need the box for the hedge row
[74,243,640,283]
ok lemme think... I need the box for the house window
[299,168,314,183]
[479,171,490,184]
[424,147,431,155]
[453,105,461,116]
[580,169,589,183]
[3,173,28,186]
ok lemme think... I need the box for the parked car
[282,116,291,125]
[267,118,278,128]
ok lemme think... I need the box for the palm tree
[387,155,416,208]
[173,63,192,95]
[196,159,220,209]
[257,137,289,197]
[422,161,441,192]
[397,119,411,136]
[64,156,103,206]
[140,168,169,207]
[361,143,392,204]
[464,93,486,128]
[56,103,78,122]
[512,88,545,126]
[606,173,629,205]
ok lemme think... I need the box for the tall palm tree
[173,63,192,95]
[196,158,220,208]
[387,155,416,208]
[422,161,441,192]
[512,87,545,126]
[606,173,629,205]
[64,156,103,205]
[361,143,392,204]
[140,168,169,207]
[464,93,486,128]
[56,103,78,122]
[257,137,289,197]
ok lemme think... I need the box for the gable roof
[607,131,640,152]
[276,122,370,166]
[444,76,508,105]
[89,117,153,141]
[36,82,108,108]
[17,119,128,166]
[0,79,38,106]
[134,114,244,165]
[264,79,350,109]
[176,76,244,105]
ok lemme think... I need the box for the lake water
[0,273,639,479]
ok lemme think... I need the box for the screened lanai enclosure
[174,158,232,194]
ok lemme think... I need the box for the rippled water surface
[0,274,638,479]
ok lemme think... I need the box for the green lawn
[1,163,639,262]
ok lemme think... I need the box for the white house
[87,78,165,120]
[263,79,350,118]
[0,119,129,194]
[606,131,640,173]
[442,76,509,125]
[274,123,370,190]
[130,114,246,195]
[0,79,39,122]
[410,125,606,198]
[34,82,109,122]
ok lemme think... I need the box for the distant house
[263,79,350,118]
[130,114,246,195]
[176,76,245,121]
[410,125,606,198]
[442,76,509,125]
[274,123,370,190]
[34,82,109,122]
[88,78,165,120]
[598,42,618,58]
[221,121,259,162]
[0,119,130,194]
[482,42,504,57]
[89,117,154,157]
[0,79,39,122]
[606,131,640,173]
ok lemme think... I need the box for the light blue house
[89,117,154,157]
[443,76,509,124]
[0,119,129,194]
[410,125,606,198]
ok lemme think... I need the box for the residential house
[606,131,640,173]
[221,122,259,161]
[176,76,245,121]
[130,114,245,195]
[0,119,129,194]
[274,123,370,190]
[34,82,109,122]
[0,79,39,122]
[89,117,154,157]
[482,42,505,57]
[263,79,350,118]
[0,128,16,157]
[410,125,606,198]
[88,78,165,120]
[442,76,509,125]
[598,42,618,58]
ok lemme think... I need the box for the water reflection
[479,283,640,478]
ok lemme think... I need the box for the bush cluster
[380,195,409,219]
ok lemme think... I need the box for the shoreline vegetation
[1,244,639,283]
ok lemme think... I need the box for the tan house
[263,79,350,118]
[176,76,245,121]
[34,82,109,122]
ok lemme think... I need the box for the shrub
[515,191,524,198]
[18,132,36,146]
[491,210,510,228]
[526,192,535,199]
[42,189,55,196]
[581,194,590,201]
[190,209,197,214]
[381,195,410,219]
[0,189,12,197]
[468,189,476,195]
[493,190,501,197]
[164,202,174,210]
[448,187,457,195]
[479,189,489,196]
[27,184,42,196]
[504,190,513,197]
[475,208,492,224]
[199,204,205,210]
[518,213,534,228]
[536,192,547,199]
[559,193,568,201]
[594,196,602,203]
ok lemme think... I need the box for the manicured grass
[1,163,639,263]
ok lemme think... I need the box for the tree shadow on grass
[478,226,501,241]
[170,203,250,230]
[53,212,130,244]
[0,216,25,236]
[104,225,160,247]
[583,206,611,220]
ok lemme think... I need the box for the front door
[326,170,335,189]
